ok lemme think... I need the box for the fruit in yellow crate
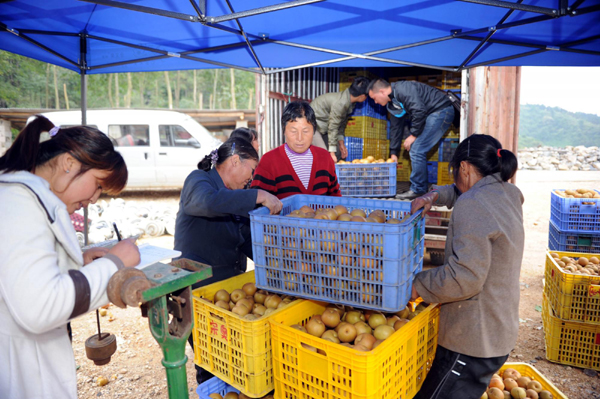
[481,392,488,399]
[386,218,401,224]
[232,305,250,317]
[396,305,410,319]
[214,289,230,303]
[526,381,542,393]
[590,256,599,264]
[333,205,349,216]
[242,282,257,296]
[503,392,511,399]
[337,322,358,343]
[503,378,518,391]
[344,310,365,324]
[264,294,282,309]
[253,304,267,316]
[373,324,395,340]
[578,257,589,266]
[354,344,370,352]
[355,333,376,350]
[290,324,307,333]
[372,339,384,349]
[368,313,387,329]
[502,368,521,380]
[393,319,409,331]
[209,394,223,399]
[321,308,341,328]
[254,290,267,304]
[215,300,229,310]
[489,378,505,390]
[237,298,254,310]
[350,209,367,218]
[487,388,504,399]
[306,318,326,337]
[328,304,346,318]
[321,330,340,343]
[511,387,526,399]
[526,390,539,399]
[354,321,372,335]
[230,289,245,303]
[244,314,258,321]
[229,300,235,309]
[386,315,401,326]
[301,343,317,352]
[516,377,531,388]
[538,391,552,399]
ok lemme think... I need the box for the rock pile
[518,146,600,171]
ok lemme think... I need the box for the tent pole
[80,32,89,246]
[208,0,324,24]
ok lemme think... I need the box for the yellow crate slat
[346,116,387,140]
[498,363,567,399]
[437,162,454,185]
[542,293,600,371]
[269,300,440,399]
[192,270,303,398]
[544,250,600,324]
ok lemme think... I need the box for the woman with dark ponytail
[409,134,524,399]
[175,137,282,384]
[0,115,140,399]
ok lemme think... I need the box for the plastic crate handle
[579,204,598,214]
[577,236,592,247]
[411,211,424,249]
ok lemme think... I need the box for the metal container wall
[256,68,339,154]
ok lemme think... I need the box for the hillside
[519,104,600,148]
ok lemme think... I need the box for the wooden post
[230,69,236,109]
[53,65,59,109]
[199,92,203,110]
[248,87,254,109]
[175,70,180,109]
[45,64,50,108]
[125,72,132,108]
[164,71,173,109]
[108,74,114,108]
[193,70,197,105]
[139,73,146,106]
[212,69,219,109]
[115,73,120,108]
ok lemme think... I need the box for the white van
[36,110,222,189]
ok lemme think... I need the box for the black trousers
[415,345,508,399]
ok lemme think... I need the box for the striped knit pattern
[284,144,312,189]
[251,145,341,200]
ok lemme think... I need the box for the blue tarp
[1,0,599,74]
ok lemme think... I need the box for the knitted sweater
[251,145,341,199]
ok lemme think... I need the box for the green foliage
[519,104,600,148]
[0,51,256,110]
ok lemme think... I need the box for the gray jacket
[414,173,524,358]
[311,89,355,152]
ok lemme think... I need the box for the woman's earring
[66,169,70,173]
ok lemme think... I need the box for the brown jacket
[414,173,524,358]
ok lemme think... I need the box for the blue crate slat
[335,163,397,197]
[427,161,438,184]
[197,378,240,399]
[438,138,459,162]
[550,190,600,233]
[250,195,425,312]
[343,136,363,162]
[548,219,600,254]
[350,98,387,120]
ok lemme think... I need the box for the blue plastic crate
[427,162,438,184]
[343,136,363,162]
[197,378,240,399]
[249,195,425,312]
[550,189,600,233]
[438,138,459,162]
[335,163,396,197]
[549,219,600,254]
[351,98,387,120]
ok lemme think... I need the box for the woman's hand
[107,238,141,268]
[257,190,283,215]
[83,247,109,265]
[410,191,439,215]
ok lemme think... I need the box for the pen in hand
[113,222,122,242]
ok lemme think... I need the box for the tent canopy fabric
[1,0,600,75]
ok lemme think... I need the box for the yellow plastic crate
[498,363,567,399]
[542,293,600,371]
[346,116,387,140]
[544,251,600,324]
[443,124,460,139]
[269,301,440,399]
[339,82,351,91]
[397,159,411,182]
[192,270,303,398]
[437,162,454,185]
[427,144,439,162]
[362,138,390,159]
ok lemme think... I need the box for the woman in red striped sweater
[251,101,341,199]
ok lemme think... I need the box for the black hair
[349,76,370,97]
[0,115,127,195]
[449,134,518,183]
[197,137,258,171]
[281,101,317,133]
[366,78,391,94]
[229,127,258,143]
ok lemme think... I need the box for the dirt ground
[72,170,600,399]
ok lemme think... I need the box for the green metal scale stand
[110,259,211,399]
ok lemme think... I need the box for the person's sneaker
[396,190,425,200]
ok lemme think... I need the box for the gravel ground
[71,170,600,398]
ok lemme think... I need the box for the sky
[520,67,600,116]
